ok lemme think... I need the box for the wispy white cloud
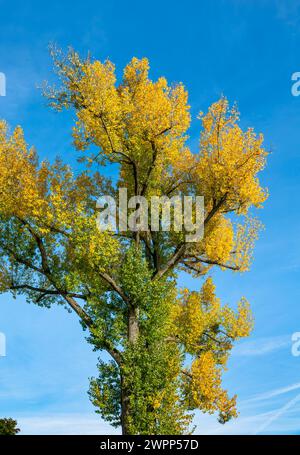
[254,382,300,401]
[195,410,275,435]
[232,335,290,357]
[195,379,300,435]
[17,414,121,435]
[195,407,300,435]
[253,392,300,434]
[237,381,300,434]
[247,382,300,403]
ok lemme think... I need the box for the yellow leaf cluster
[174,277,253,350]
[196,97,268,214]
[189,351,238,421]
[0,121,42,219]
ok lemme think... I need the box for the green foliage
[0,418,20,435]
[0,51,268,434]
[121,338,191,434]
[89,360,121,428]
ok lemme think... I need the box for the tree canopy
[0,49,268,434]
[0,418,20,435]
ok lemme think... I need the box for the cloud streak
[17,414,120,435]
[232,335,290,357]
[247,382,300,403]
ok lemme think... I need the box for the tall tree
[0,49,267,435]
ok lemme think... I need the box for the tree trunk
[121,374,131,435]
[121,305,140,434]
[128,306,139,343]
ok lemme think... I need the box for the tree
[0,418,20,435]
[0,48,268,435]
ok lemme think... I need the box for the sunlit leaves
[0,51,268,434]
[173,278,253,422]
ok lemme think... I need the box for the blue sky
[1,0,300,435]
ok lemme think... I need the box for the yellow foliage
[174,277,252,421]
[0,122,120,282]
[0,121,42,219]
[196,98,268,214]
[190,351,237,421]
[200,215,234,265]
[174,277,253,350]
[0,52,268,432]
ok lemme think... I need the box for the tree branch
[152,193,229,280]
[152,243,186,280]
[9,284,88,300]
[99,271,130,304]
[141,140,158,196]
[16,217,51,274]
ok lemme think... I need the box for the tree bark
[121,305,140,434]
[121,373,131,435]
[128,306,139,343]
